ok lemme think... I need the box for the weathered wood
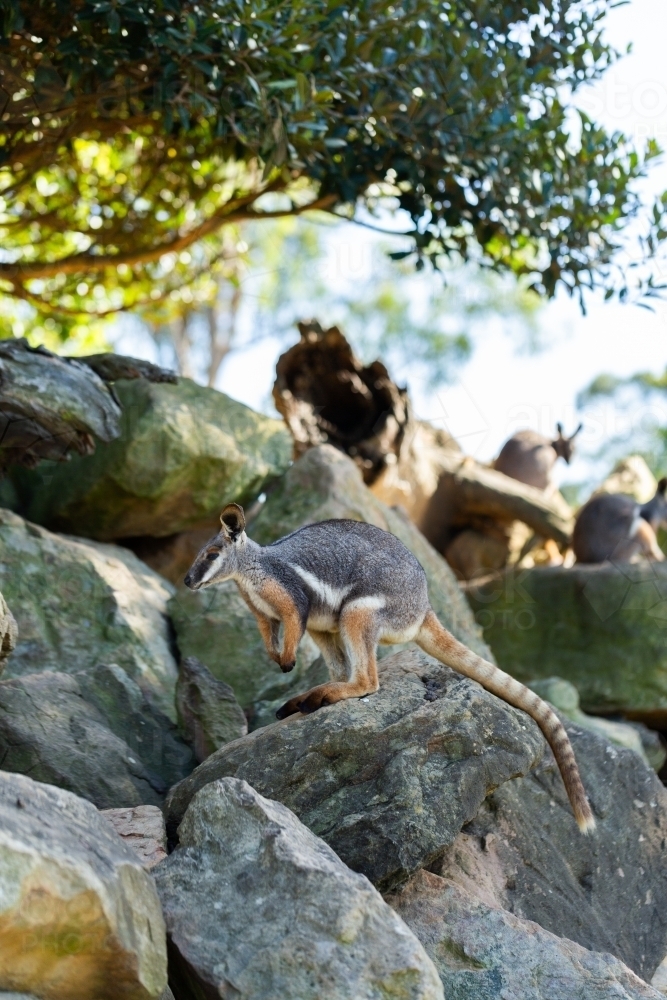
[420,452,574,548]
[75,353,177,384]
[273,320,410,484]
[0,339,121,468]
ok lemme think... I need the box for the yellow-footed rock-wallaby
[184,504,595,833]
[574,478,667,564]
[493,423,583,492]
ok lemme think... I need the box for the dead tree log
[273,321,411,484]
[419,453,574,548]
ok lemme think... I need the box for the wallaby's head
[552,422,583,464]
[641,477,667,529]
[183,503,247,590]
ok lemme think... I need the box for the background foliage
[1,0,665,320]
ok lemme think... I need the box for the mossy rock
[0,507,177,720]
[9,377,291,540]
[467,563,667,719]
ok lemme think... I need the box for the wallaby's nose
[184,572,193,588]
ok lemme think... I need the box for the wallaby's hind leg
[308,629,349,681]
[276,605,380,719]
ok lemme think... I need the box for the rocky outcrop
[154,777,444,1000]
[0,771,167,1000]
[389,871,662,1000]
[10,377,291,539]
[432,722,667,981]
[0,668,193,808]
[467,562,667,721]
[101,806,168,870]
[0,338,121,470]
[165,649,545,891]
[0,508,177,719]
[597,455,658,503]
[175,656,247,762]
[0,593,17,669]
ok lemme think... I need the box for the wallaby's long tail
[417,609,595,833]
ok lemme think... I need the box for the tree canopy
[0,0,665,317]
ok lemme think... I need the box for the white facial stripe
[289,564,353,610]
[630,515,643,538]
[200,553,225,584]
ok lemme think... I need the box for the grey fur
[494,423,582,491]
[574,479,667,564]
[185,518,430,642]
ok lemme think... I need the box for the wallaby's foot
[275,681,377,720]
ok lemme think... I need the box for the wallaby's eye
[205,551,219,561]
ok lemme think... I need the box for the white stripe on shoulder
[629,514,643,537]
[345,595,386,611]
[289,564,352,609]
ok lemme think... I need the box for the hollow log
[273,320,411,484]
[419,453,574,548]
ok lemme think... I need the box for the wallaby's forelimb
[417,609,595,833]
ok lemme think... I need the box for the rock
[0,338,121,470]
[652,956,667,994]
[10,377,291,540]
[388,871,662,1000]
[154,777,444,1000]
[431,721,667,981]
[597,455,658,504]
[528,676,666,770]
[0,592,17,668]
[0,508,177,719]
[169,446,490,714]
[123,524,218,585]
[165,649,545,891]
[0,669,193,808]
[176,656,247,762]
[444,528,510,579]
[467,562,667,722]
[101,805,168,870]
[0,771,167,999]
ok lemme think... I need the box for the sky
[115,0,667,493]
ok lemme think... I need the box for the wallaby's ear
[658,477,667,496]
[571,422,583,439]
[556,422,564,437]
[220,503,246,539]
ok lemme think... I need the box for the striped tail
[417,609,595,833]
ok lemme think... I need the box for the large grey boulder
[154,777,444,1000]
[0,668,192,808]
[165,649,545,891]
[0,508,177,719]
[169,445,491,714]
[389,871,662,1000]
[10,377,291,539]
[432,721,667,981]
[0,771,167,999]
[467,562,667,721]
[175,656,247,762]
